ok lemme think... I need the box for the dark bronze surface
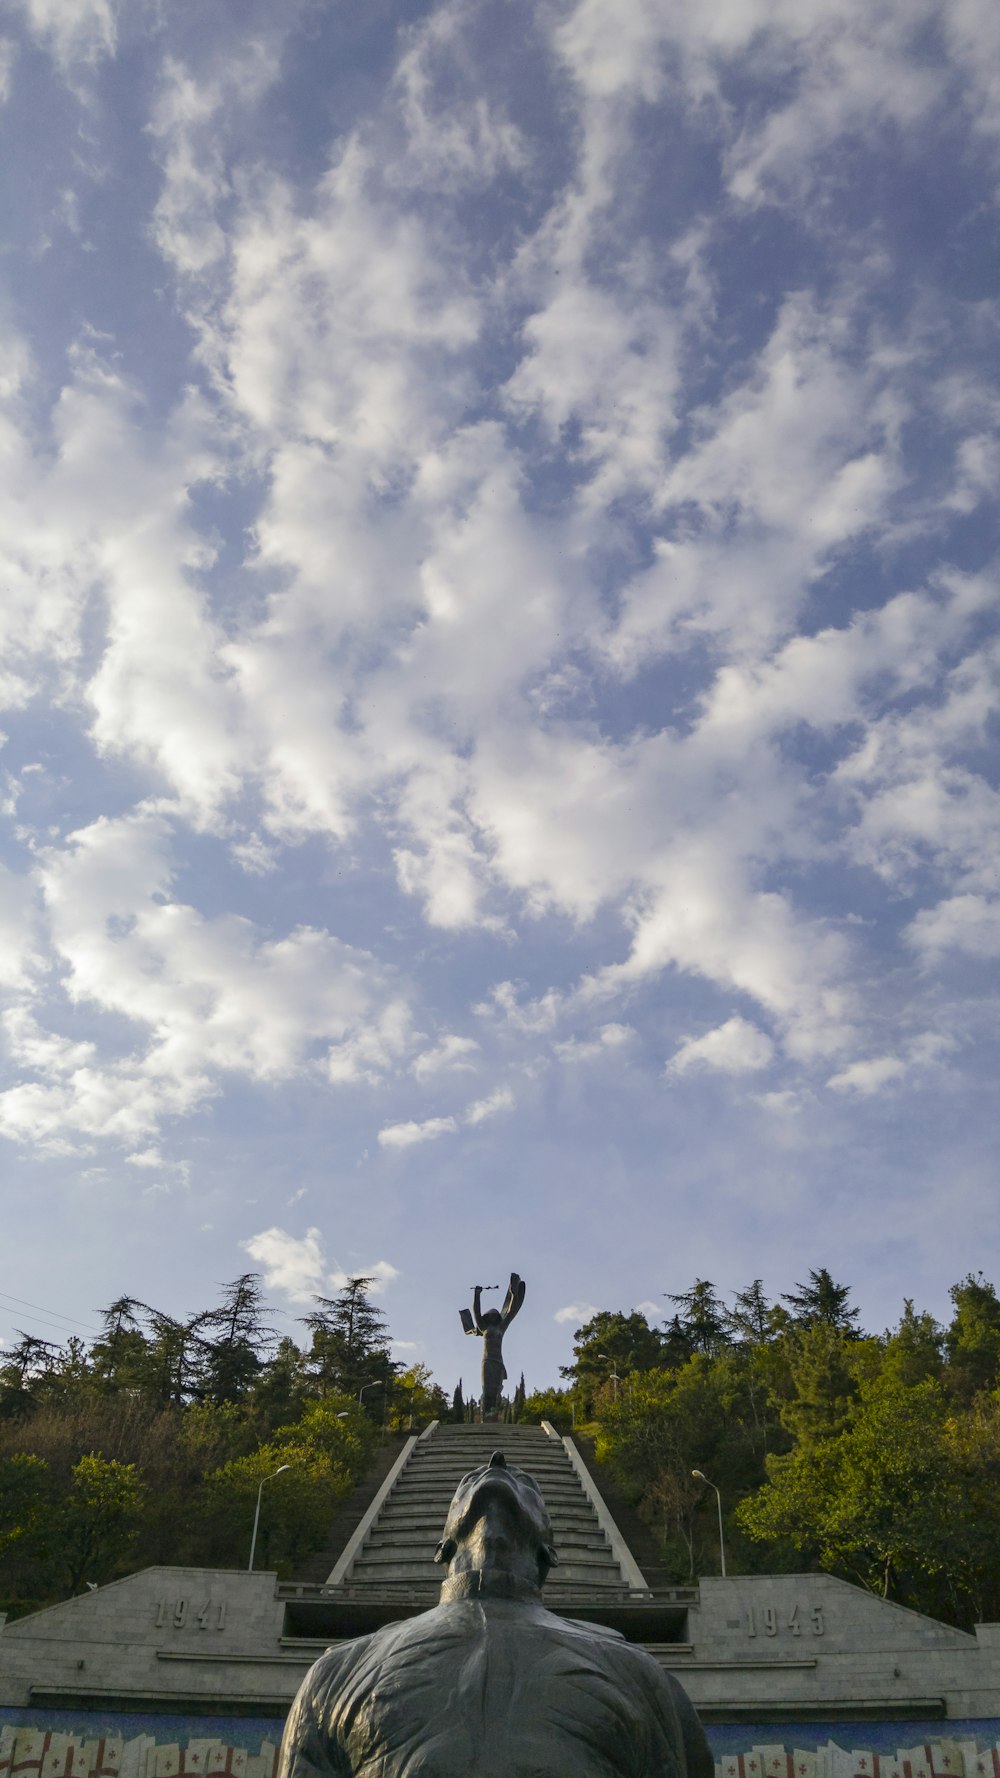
[460,1270,525,1416]
[278,1446,714,1778]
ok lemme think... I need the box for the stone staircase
[329,1422,643,1605]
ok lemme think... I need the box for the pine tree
[782,1268,861,1336]
[91,1298,148,1392]
[301,1276,394,1398]
[513,1372,526,1418]
[451,1379,465,1423]
[200,1274,274,1404]
[666,1280,730,1355]
[726,1279,773,1344]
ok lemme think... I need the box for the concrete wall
[673,1577,1000,1721]
[0,1571,307,1713]
[4,1566,1000,1725]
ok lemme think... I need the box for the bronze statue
[459,1271,524,1418]
[279,1449,714,1778]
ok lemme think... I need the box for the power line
[0,1290,102,1339]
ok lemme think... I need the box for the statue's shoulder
[557,1613,626,1643]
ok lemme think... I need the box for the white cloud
[411,1034,480,1079]
[10,0,116,75]
[464,1085,514,1125]
[826,1055,908,1096]
[327,1258,400,1295]
[242,1225,326,1302]
[0,807,411,1151]
[554,1301,599,1325]
[391,2,527,190]
[377,1114,458,1149]
[668,1016,775,1078]
[555,1022,634,1062]
[0,38,15,103]
[907,895,1000,960]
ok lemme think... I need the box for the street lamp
[597,1354,621,1401]
[358,1381,380,1404]
[248,1465,290,1572]
[691,1469,726,1577]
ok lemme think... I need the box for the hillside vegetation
[0,1274,445,1615]
[4,1267,999,1634]
[522,1270,1000,1631]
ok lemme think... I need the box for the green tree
[388,1364,445,1431]
[780,1324,858,1446]
[91,1299,149,1394]
[726,1280,775,1345]
[251,1336,310,1432]
[200,1274,273,1405]
[53,1454,146,1594]
[739,1376,956,1603]
[0,1334,60,1419]
[782,1268,861,1336]
[302,1277,395,1400]
[667,1280,731,1356]
[559,1311,664,1414]
[945,1274,1000,1403]
[0,1453,49,1558]
[521,1387,573,1429]
[882,1301,943,1388]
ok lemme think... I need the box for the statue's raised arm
[500,1272,525,1328]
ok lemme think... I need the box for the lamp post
[691,1468,726,1577]
[597,1354,621,1401]
[358,1381,379,1404]
[248,1464,290,1572]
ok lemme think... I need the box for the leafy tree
[559,1310,664,1413]
[388,1364,445,1431]
[0,1453,49,1560]
[521,1387,573,1429]
[726,1280,791,1346]
[945,1274,1000,1403]
[782,1268,861,1336]
[53,1454,146,1594]
[739,1376,956,1603]
[779,1324,858,1446]
[202,1440,347,1573]
[882,1301,943,1388]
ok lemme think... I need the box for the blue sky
[0,0,997,1393]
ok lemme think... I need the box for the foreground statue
[459,1271,525,1416]
[278,1449,714,1778]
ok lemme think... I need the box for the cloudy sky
[0,0,997,1391]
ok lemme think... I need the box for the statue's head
[434,1450,559,1587]
[477,1308,504,1330]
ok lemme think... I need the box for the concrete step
[332,1422,640,1597]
